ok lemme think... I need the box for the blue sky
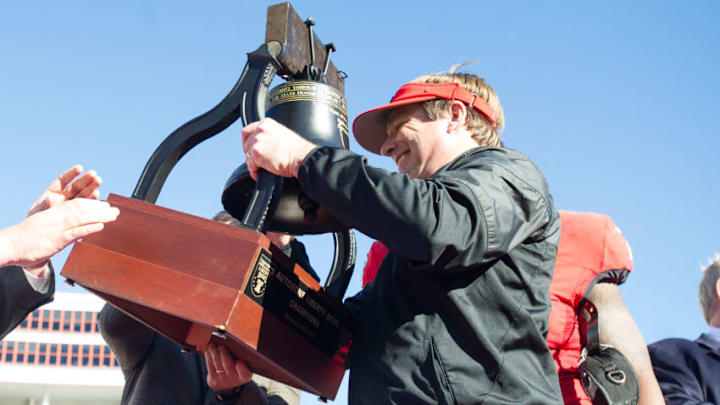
[2,1,719,403]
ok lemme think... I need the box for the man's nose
[380,135,395,157]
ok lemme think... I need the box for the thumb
[234,360,252,383]
[27,193,50,216]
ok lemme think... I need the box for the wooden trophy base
[61,194,352,400]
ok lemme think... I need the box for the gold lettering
[304,296,327,318]
[276,272,299,293]
[283,313,316,340]
[325,313,339,328]
[289,299,320,328]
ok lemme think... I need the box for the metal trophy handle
[130,39,355,300]
[132,41,280,205]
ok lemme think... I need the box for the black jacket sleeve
[298,147,555,270]
[0,265,54,340]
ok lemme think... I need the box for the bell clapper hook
[304,17,321,81]
[321,43,335,83]
[305,17,316,66]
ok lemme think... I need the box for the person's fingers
[208,345,252,389]
[55,165,84,192]
[203,346,221,387]
[62,198,115,212]
[243,131,257,155]
[73,176,102,199]
[64,223,106,243]
[57,200,119,231]
[205,343,221,375]
[241,120,263,148]
[248,159,259,181]
[16,217,106,267]
[244,131,264,176]
[233,358,252,383]
[28,165,90,215]
[68,199,118,218]
[217,345,240,379]
[27,193,50,217]
[16,199,118,267]
[205,342,251,391]
[64,170,100,199]
[46,223,105,256]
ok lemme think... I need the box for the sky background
[1,1,719,403]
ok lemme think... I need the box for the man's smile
[394,150,410,166]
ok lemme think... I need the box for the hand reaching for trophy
[26,164,102,216]
[241,118,318,181]
[0,165,119,274]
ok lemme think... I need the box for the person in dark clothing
[99,303,300,405]
[360,211,666,405]
[0,265,55,340]
[230,71,563,404]
[648,254,720,404]
[0,164,117,339]
[99,211,317,405]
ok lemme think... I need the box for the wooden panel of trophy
[61,194,353,400]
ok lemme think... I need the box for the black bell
[222,80,350,234]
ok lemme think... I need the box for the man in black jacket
[233,72,562,404]
[0,164,118,339]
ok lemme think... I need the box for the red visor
[352,82,497,154]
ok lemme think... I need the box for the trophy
[61,3,355,400]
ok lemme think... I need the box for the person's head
[410,72,504,149]
[212,210,238,225]
[698,253,720,326]
[353,71,504,179]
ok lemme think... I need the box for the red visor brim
[352,95,439,154]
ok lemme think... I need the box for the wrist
[23,261,50,277]
[0,225,21,267]
[292,142,320,178]
[4,221,48,271]
[214,385,245,402]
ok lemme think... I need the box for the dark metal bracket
[132,41,282,204]
[129,40,355,300]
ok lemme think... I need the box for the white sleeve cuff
[22,265,52,294]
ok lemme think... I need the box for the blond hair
[699,253,720,323]
[411,72,505,148]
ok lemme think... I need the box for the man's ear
[715,278,720,301]
[447,100,468,134]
